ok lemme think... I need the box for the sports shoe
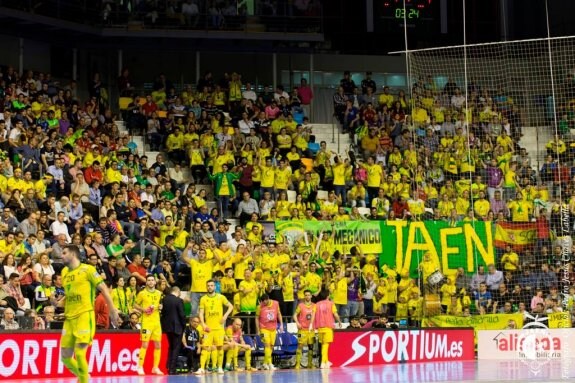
[261,364,270,370]
[217,368,224,374]
[235,367,244,372]
[320,362,326,369]
[137,367,145,376]
[194,368,206,375]
[268,364,277,371]
[247,367,258,372]
[151,367,164,375]
[224,364,233,371]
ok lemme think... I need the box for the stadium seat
[316,190,329,201]
[357,207,370,216]
[287,190,297,203]
[286,322,298,334]
[278,332,298,356]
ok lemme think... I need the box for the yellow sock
[138,347,148,367]
[75,347,89,383]
[245,348,252,369]
[321,343,329,363]
[264,347,272,365]
[217,349,224,369]
[211,349,218,369]
[307,346,313,367]
[295,349,302,366]
[153,349,161,369]
[200,350,209,369]
[62,357,80,377]
[226,349,233,366]
[233,347,239,367]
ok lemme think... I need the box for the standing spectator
[161,286,186,375]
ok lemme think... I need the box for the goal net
[397,36,575,317]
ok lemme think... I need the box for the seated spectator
[0,307,19,330]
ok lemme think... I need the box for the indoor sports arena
[0,0,575,382]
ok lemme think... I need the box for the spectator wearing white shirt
[227,231,246,254]
[242,83,257,102]
[169,164,186,191]
[140,184,156,204]
[236,192,260,226]
[0,308,19,330]
[8,119,23,148]
[238,113,255,135]
[50,212,71,242]
[274,85,290,103]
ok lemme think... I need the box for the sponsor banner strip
[0,332,167,379]
[328,328,475,367]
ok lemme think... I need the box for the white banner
[477,329,574,361]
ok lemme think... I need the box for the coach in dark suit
[161,286,186,374]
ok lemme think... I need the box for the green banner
[275,220,382,255]
[422,313,523,330]
[380,221,494,278]
[274,220,494,278]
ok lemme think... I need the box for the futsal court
[10,358,575,383]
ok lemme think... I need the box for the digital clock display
[395,8,420,19]
[382,0,434,22]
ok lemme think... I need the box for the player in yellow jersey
[293,290,316,369]
[196,279,234,375]
[60,245,120,383]
[134,275,164,376]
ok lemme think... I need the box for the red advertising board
[329,328,475,367]
[0,332,167,379]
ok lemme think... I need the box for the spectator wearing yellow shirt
[412,102,429,126]
[474,191,491,220]
[455,190,471,218]
[418,252,440,293]
[501,245,519,272]
[259,157,275,200]
[507,192,532,222]
[546,136,567,161]
[378,86,394,108]
[166,127,185,163]
[360,156,384,202]
[274,160,292,196]
[502,161,519,202]
[333,206,351,221]
[496,130,514,153]
[407,190,425,220]
[361,129,379,159]
[105,161,122,184]
[348,181,367,207]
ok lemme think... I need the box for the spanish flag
[494,222,538,250]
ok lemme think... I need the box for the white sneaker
[137,367,145,376]
[261,364,270,370]
[194,368,206,375]
[268,364,277,370]
[217,368,225,374]
[151,367,164,375]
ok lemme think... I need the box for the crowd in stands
[0,62,574,370]
[6,0,322,31]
